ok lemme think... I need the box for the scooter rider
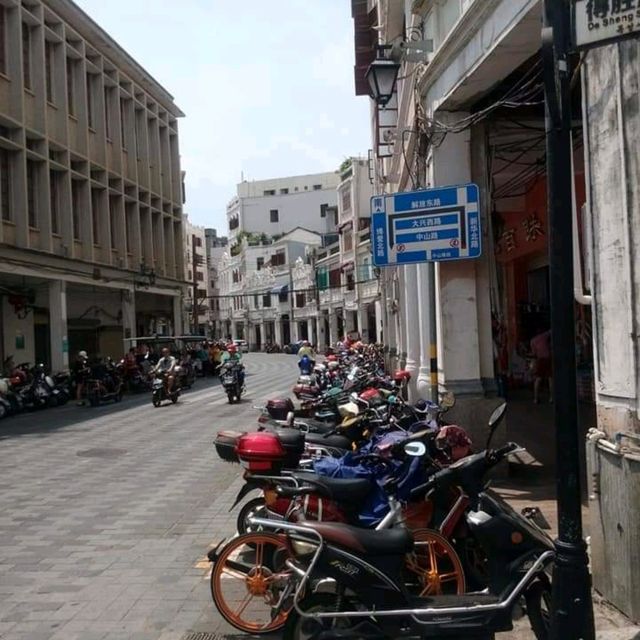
[297,340,315,374]
[154,347,177,393]
[221,344,245,388]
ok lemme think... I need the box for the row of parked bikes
[208,346,552,639]
[0,355,200,420]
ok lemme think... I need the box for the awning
[341,261,355,273]
[270,283,289,295]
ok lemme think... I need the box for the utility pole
[288,262,295,345]
[541,2,595,638]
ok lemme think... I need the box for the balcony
[344,290,357,310]
[359,279,378,301]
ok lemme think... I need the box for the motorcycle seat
[303,431,352,451]
[295,418,336,433]
[291,472,372,503]
[296,521,414,556]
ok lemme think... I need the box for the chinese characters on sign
[370,184,481,267]
[573,0,640,48]
[523,213,545,242]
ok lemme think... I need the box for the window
[91,188,100,244]
[195,236,202,247]
[188,270,192,280]
[45,41,55,103]
[104,87,111,139]
[86,73,95,129]
[341,187,351,212]
[313,184,322,191]
[66,58,76,116]
[196,272,204,281]
[346,272,355,291]
[278,289,288,303]
[257,257,264,271]
[329,269,341,287]
[109,197,118,249]
[270,209,279,223]
[296,293,305,308]
[26,160,37,228]
[263,189,275,196]
[320,203,328,218]
[71,180,81,240]
[262,293,271,308]
[229,216,239,230]
[280,188,289,195]
[0,7,6,76]
[1,149,11,221]
[271,250,285,266]
[316,268,328,290]
[119,98,127,148]
[253,294,259,309]
[22,24,31,90]
[49,170,59,234]
[343,232,353,252]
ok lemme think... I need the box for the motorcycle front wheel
[152,392,161,408]
[525,576,551,640]
[227,391,235,404]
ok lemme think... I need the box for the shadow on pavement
[0,377,218,441]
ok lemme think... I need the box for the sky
[74,0,371,234]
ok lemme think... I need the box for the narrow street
[0,354,298,640]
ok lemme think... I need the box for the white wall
[237,189,338,238]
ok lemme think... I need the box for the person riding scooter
[221,344,245,389]
[297,340,316,375]
[153,347,177,394]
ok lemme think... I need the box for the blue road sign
[371,184,481,267]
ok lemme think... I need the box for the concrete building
[0,0,185,370]
[218,227,323,349]
[352,0,640,623]
[182,214,206,334]
[204,228,227,338]
[226,172,339,242]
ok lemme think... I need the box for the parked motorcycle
[151,371,180,407]
[86,360,123,406]
[257,405,554,640]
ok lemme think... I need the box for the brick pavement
[1,355,638,640]
[0,354,297,640]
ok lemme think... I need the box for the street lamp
[365,45,400,107]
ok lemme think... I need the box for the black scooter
[220,362,244,404]
[253,405,555,640]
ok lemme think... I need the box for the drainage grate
[76,447,127,458]
[181,633,223,640]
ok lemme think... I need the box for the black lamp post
[365,45,400,107]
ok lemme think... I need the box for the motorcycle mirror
[440,391,456,410]
[350,392,359,403]
[486,402,507,450]
[404,441,427,457]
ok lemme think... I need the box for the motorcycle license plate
[222,376,234,384]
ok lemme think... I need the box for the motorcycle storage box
[214,430,244,463]
[236,432,287,474]
[266,397,295,421]
[393,369,412,382]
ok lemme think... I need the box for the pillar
[329,313,339,347]
[172,294,184,336]
[291,319,299,343]
[357,306,369,343]
[121,289,135,341]
[416,264,435,401]
[274,317,283,347]
[318,315,327,350]
[404,265,419,399]
[375,300,383,344]
[306,318,313,346]
[49,280,69,372]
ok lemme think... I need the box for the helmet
[78,350,88,359]
[326,354,338,362]
[227,344,237,354]
[303,340,310,347]
[413,399,438,417]
[435,425,472,462]
[327,361,339,371]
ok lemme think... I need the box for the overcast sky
[74,0,371,234]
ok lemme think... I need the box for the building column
[49,280,69,372]
[260,320,267,348]
[172,294,184,336]
[416,264,435,400]
[329,313,339,347]
[291,319,299,343]
[357,306,369,343]
[404,265,420,399]
[274,317,283,347]
[121,290,135,341]
[306,318,313,346]
[375,300,383,344]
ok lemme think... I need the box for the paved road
[0,353,298,640]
